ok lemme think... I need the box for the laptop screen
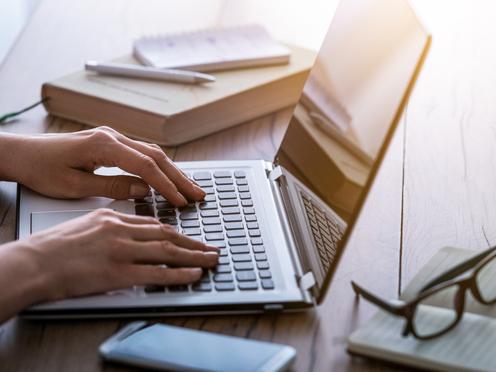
[275,0,430,301]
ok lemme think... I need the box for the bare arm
[0,127,217,323]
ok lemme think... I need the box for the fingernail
[190,268,203,277]
[193,184,206,197]
[205,244,220,252]
[130,183,149,197]
[205,251,219,264]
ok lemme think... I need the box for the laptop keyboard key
[223,215,242,223]
[225,222,244,230]
[197,180,214,187]
[203,187,215,195]
[202,217,221,225]
[248,229,261,237]
[157,209,175,217]
[241,200,253,207]
[236,271,256,281]
[205,233,224,241]
[213,171,231,178]
[181,220,200,228]
[239,192,251,200]
[227,230,246,238]
[215,283,235,291]
[213,274,233,282]
[246,222,259,229]
[234,262,254,271]
[245,215,257,222]
[238,281,258,290]
[251,238,263,245]
[199,202,218,210]
[218,256,230,265]
[193,172,212,180]
[192,283,212,292]
[220,200,238,207]
[232,254,252,262]
[236,179,248,186]
[135,204,154,216]
[229,238,248,246]
[179,212,198,220]
[201,210,219,218]
[222,207,241,215]
[257,261,270,270]
[234,170,246,178]
[203,225,223,233]
[216,185,235,192]
[215,265,232,273]
[209,241,227,248]
[261,279,275,290]
[243,207,255,215]
[159,217,178,225]
[259,270,272,279]
[253,246,266,253]
[215,178,233,185]
[230,246,250,254]
[183,228,201,236]
[203,194,216,202]
[255,253,267,261]
[218,192,237,200]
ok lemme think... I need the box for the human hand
[0,126,204,206]
[14,209,218,303]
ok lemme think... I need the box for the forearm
[0,133,27,182]
[0,240,48,323]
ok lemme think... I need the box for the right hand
[22,209,218,302]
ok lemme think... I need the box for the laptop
[17,0,430,318]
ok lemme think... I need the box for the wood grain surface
[0,0,490,371]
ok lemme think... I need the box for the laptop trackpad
[31,210,94,234]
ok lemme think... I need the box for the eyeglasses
[352,246,496,340]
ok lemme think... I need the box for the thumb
[77,172,150,199]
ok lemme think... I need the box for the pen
[85,61,216,84]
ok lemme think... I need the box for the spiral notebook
[133,24,291,72]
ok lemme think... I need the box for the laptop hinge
[269,165,283,181]
[299,271,316,291]
[263,304,284,313]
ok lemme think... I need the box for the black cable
[0,97,48,123]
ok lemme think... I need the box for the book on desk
[41,44,315,146]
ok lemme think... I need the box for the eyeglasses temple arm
[351,281,404,316]
[420,247,496,293]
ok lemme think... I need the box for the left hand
[0,126,204,206]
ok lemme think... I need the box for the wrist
[0,133,30,182]
[0,240,52,307]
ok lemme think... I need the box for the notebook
[133,24,291,72]
[348,247,496,372]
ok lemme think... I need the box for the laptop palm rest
[30,210,94,234]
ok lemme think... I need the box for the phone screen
[106,323,293,371]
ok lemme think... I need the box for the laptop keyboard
[301,192,344,273]
[134,169,275,293]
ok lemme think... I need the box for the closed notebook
[41,45,315,145]
[348,247,496,372]
[133,24,291,72]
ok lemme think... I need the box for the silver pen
[85,60,216,84]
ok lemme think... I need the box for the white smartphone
[99,321,296,372]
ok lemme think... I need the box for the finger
[112,210,160,225]
[121,240,219,267]
[116,223,219,251]
[118,265,203,287]
[100,140,189,206]
[118,138,205,201]
[72,172,151,199]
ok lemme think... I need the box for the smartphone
[99,321,296,372]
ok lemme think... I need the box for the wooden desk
[0,0,493,370]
